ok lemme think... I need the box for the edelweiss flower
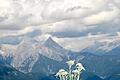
[72,70,79,74]
[61,71,68,76]
[76,63,85,71]
[56,69,68,76]
[66,60,75,66]
[59,69,65,72]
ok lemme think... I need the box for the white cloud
[83,7,119,25]
[0,0,120,52]
[53,36,97,52]
[0,0,119,37]
[53,33,119,52]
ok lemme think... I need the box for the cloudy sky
[0,0,120,51]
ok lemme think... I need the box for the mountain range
[0,35,120,80]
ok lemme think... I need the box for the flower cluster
[56,60,85,80]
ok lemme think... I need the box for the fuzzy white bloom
[76,63,85,71]
[56,72,59,77]
[72,70,79,74]
[56,69,64,76]
[56,69,68,80]
[66,60,75,66]
[61,71,68,76]
[56,60,85,80]
[59,69,65,72]
[72,70,79,80]
[56,69,68,76]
